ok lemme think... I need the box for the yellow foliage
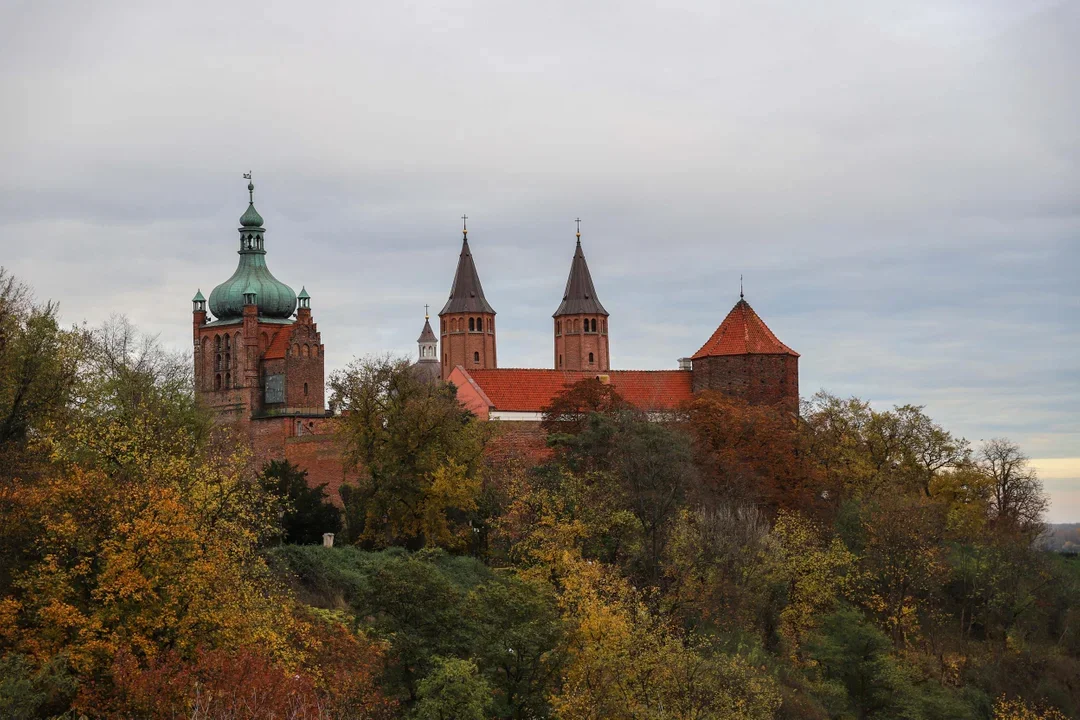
[993,695,1069,720]
[772,509,854,661]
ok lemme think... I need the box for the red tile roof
[263,327,292,360]
[459,368,693,412]
[692,299,798,360]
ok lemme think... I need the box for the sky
[2,0,1077,520]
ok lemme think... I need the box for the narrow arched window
[559,354,563,367]
[225,372,231,388]
[473,351,480,363]
[225,353,230,369]
[215,353,221,371]
[443,353,447,365]
[215,374,221,390]
[224,335,230,349]
[556,321,561,335]
[215,335,221,351]
[591,319,597,332]
[589,352,595,364]
[303,344,310,358]
[304,382,309,396]
[292,343,300,357]
[469,317,475,332]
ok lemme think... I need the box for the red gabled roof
[692,299,798,360]
[263,327,292,360]
[459,368,693,412]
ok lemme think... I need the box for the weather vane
[243,171,254,203]
[740,274,744,299]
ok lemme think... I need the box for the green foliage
[0,653,76,720]
[261,459,342,545]
[329,356,491,549]
[412,656,492,720]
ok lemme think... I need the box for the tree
[413,656,493,720]
[261,459,342,545]
[977,438,1047,537]
[540,377,627,437]
[329,356,491,549]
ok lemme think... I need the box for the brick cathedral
[192,181,799,495]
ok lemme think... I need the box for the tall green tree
[329,356,491,549]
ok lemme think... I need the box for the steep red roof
[263,327,292,360]
[692,299,798,360]
[458,368,693,412]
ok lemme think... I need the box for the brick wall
[554,315,609,371]
[691,354,799,411]
[440,313,496,379]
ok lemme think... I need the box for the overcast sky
[2,0,1077,520]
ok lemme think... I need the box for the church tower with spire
[439,218,497,380]
[553,222,609,371]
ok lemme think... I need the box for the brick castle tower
[192,176,325,444]
[553,222,609,371]
[690,287,799,411]
[439,219,497,380]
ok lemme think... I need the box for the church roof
[554,238,608,317]
[440,235,495,315]
[417,317,437,344]
[691,298,799,360]
[455,368,693,413]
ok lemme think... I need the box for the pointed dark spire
[418,316,438,344]
[553,225,608,317]
[439,230,495,315]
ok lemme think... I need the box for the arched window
[292,343,300,357]
[215,335,221,351]
[225,372,231,388]
[559,354,563,368]
[224,335,230,349]
[473,351,480,363]
[225,353,230,369]
[575,319,580,333]
[443,353,447,365]
[589,352,595,364]
[304,382,309,396]
[302,344,310,358]
[235,332,242,350]
[214,374,221,390]
[591,319,597,332]
[556,321,561,335]
[469,317,475,332]
[215,353,221,371]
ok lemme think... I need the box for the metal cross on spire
[425,303,430,320]
[740,274,744,299]
[461,214,468,237]
[575,217,581,240]
[243,171,254,203]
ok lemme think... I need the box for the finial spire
[425,303,430,320]
[243,171,254,203]
[461,214,468,238]
[575,217,581,242]
[740,274,744,300]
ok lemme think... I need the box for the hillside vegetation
[1,268,1077,719]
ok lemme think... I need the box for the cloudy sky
[2,1,1077,519]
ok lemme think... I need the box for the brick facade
[440,312,497,380]
[553,314,609,371]
[690,354,799,412]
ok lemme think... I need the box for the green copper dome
[240,202,264,228]
[208,186,296,321]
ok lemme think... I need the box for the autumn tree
[977,438,1047,538]
[329,356,491,549]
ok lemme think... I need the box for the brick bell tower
[192,175,325,434]
[554,220,610,371]
[439,217,497,380]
